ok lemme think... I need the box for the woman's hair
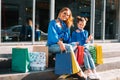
[58,7,74,27]
[76,16,88,23]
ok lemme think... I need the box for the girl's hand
[86,34,93,43]
[88,34,93,40]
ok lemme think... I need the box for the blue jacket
[47,19,71,46]
[71,29,88,46]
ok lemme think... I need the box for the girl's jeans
[84,48,96,70]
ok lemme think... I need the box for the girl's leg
[84,49,101,79]
[84,52,91,69]
[84,48,96,70]
[84,52,93,75]
[87,52,96,71]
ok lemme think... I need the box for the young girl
[71,16,100,79]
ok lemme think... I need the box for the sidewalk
[98,69,120,80]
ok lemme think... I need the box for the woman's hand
[57,40,66,52]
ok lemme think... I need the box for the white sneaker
[88,73,96,79]
[93,73,101,80]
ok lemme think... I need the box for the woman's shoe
[77,72,87,80]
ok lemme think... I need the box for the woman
[47,7,86,79]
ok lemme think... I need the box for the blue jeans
[48,42,77,54]
[84,48,96,70]
[48,42,81,72]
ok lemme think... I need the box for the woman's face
[77,21,86,29]
[60,10,70,21]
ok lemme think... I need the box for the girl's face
[60,10,70,21]
[77,20,86,29]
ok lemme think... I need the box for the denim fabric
[84,48,96,69]
[48,42,76,54]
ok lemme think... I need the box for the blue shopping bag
[55,53,72,75]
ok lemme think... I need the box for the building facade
[0,0,120,45]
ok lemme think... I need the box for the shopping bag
[12,48,30,72]
[96,45,103,64]
[75,46,84,66]
[55,53,72,75]
[71,51,81,74]
[88,45,97,64]
[29,52,46,71]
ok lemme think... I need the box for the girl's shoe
[94,73,101,80]
[88,73,101,80]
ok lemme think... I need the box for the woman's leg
[65,44,87,78]
[48,44,61,54]
[49,44,86,78]
[48,42,77,54]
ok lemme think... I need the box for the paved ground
[98,69,120,80]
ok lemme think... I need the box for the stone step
[96,57,120,72]
[0,58,11,69]
[0,68,58,80]
[1,51,120,70]
[0,57,120,80]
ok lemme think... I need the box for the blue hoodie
[71,29,88,46]
[47,19,71,46]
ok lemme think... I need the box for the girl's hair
[58,7,74,27]
[76,16,88,23]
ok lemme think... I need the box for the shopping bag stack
[12,48,30,72]
[29,52,46,71]
[88,44,104,65]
